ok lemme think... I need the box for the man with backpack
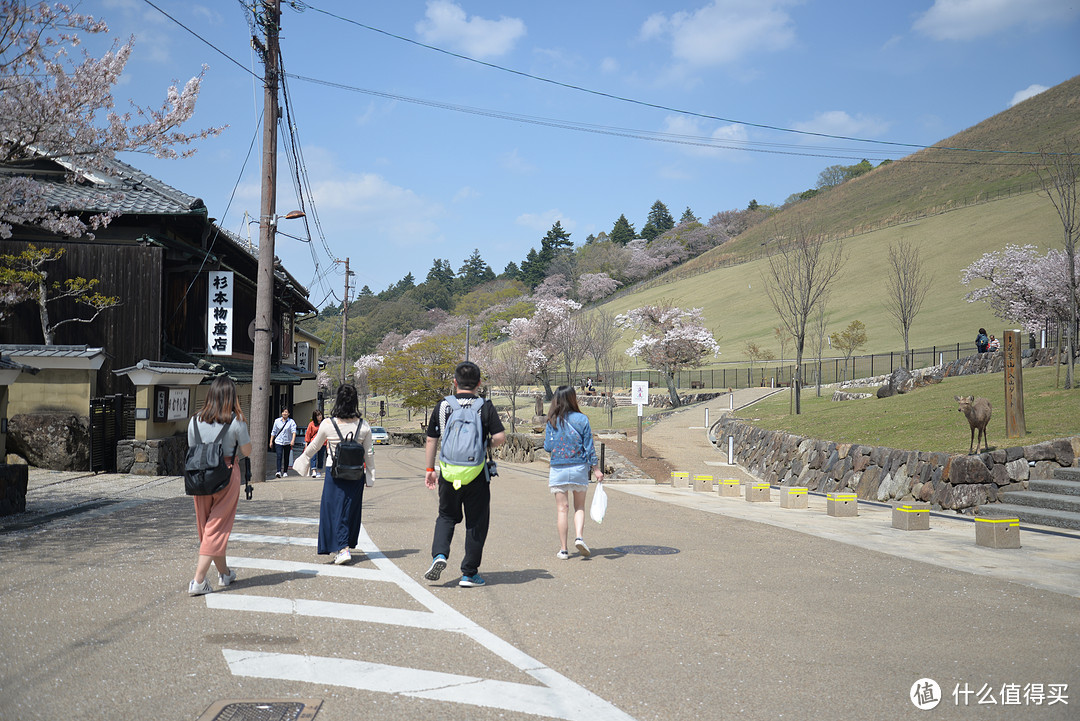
[423,361,506,587]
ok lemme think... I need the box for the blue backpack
[438,396,487,489]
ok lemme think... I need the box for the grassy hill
[593,74,1080,363]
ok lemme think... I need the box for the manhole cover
[612,545,680,555]
[197,699,322,721]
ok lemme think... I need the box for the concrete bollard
[892,503,930,530]
[670,471,689,488]
[745,482,770,502]
[693,474,714,492]
[718,479,741,497]
[975,517,1021,549]
[827,492,858,517]
[779,486,808,509]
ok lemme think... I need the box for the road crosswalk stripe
[211,515,635,720]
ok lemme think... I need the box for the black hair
[311,409,323,425]
[455,361,481,391]
[330,383,360,419]
[978,328,987,335]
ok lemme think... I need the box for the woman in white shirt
[295,383,374,565]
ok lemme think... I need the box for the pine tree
[610,214,636,246]
[680,207,699,225]
[457,248,496,293]
[502,261,520,279]
[641,200,675,241]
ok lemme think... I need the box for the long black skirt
[317,466,365,555]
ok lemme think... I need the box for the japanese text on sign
[207,271,233,356]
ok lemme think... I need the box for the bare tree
[884,239,933,365]
[743,341,774,386]
[763,223,845,413]
[489,340,532,434]
[1033,136,1079,389]
[580,309,622,382]
[809,301,829,397]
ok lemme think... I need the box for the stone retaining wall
[116,436,187,476]
[837,347,1060,391]
[718,417,1080,512]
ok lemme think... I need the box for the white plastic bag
[590,482,608,524]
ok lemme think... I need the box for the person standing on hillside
[975,328,989,354]
[544,385,603,560]
[423,361,506,588]
[987,335,1000,352]
[270,407,297,477]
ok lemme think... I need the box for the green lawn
[736,366,1078,455]
[589,192,1063,366]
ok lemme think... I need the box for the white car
[370,426,390,445]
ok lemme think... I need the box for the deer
[955,395,992,454]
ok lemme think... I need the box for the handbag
[590,482,608,524]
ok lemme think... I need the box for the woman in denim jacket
[544,385,604,559]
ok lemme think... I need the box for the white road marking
[218,514,636,721]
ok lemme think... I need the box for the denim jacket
[543,411,598,468]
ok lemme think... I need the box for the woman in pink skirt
[187,376,252,595]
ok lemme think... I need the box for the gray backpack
[438,396,487,487]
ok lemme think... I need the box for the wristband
[426,467,435,472]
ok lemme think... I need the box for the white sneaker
[575,538,592,557]
[218,569,237,587]
[556,549,569,560]
[310,469,317,477]
[188,578,213,596]
[333,549,351,565]
[275,471,282,478]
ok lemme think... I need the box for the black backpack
[330,418,366,482]
[184,418,234,496]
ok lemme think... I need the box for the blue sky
[91,0,1079,310]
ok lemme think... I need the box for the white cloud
[1009,84,1049,107]
[640,1,798,66]
[416,1,526,59]
[600,57,620,74]
[500,149,535,174]
[453,186,480,202]
[913,0,1078,41]
[516,210,574,233]
[662,115,749,158]
[792,110,890,140]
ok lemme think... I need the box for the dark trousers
[431,475,490,577]
[274,443,291,473]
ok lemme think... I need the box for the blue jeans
[275,443,291,474]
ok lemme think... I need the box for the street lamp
[250,207,305,484]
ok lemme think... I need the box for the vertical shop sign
[208,271,233,356]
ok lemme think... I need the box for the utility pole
[249,0,281,483]
[340,257,352,384]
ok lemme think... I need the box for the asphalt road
[0,444,1077,721]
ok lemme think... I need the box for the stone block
[779,486,808,509]
[975,517,1021,549]
[827,492,858,517]
[670,471,689,487]
[693,474,714,492]
[0,463,29,515]
[745,482,771,502]
[718,479,740,497]
[892,503,930,530]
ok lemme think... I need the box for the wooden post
[1003,329,1026,438]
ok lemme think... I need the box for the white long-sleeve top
[294,416,375,485]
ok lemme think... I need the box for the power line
[141,0,259,80]
[298,2,1048,157]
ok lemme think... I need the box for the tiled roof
[25,156,204,216]
[113,359,208,376]
[0,356,39,373]
[0,344,105,359]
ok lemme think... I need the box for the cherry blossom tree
[961,244,1078,385]
[576,272,621,302]
[0,1,223,239]
[506,296,581,399]
[487,340,532,433]
[353,353,383,416]
[616,303,720,408]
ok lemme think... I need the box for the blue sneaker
[424,555,447,581]
[459,573,486,587]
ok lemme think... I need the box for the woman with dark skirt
[294,384,374,565]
